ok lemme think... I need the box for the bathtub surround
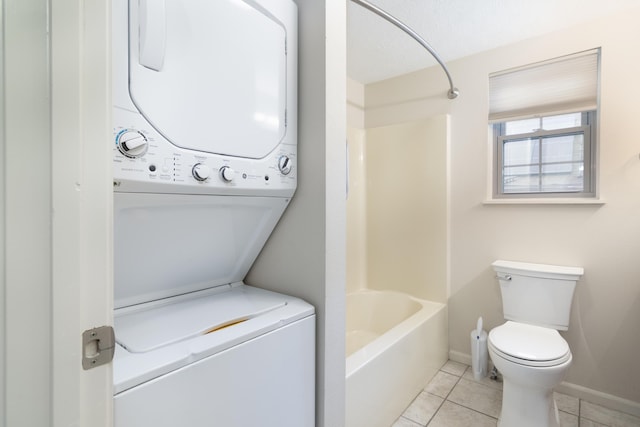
[365,118,449,302]
[346,114,450,424]
[346,127,367,293]
[347,116,450,301]
[348,4,640,418]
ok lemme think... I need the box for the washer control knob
[278,155,292,175]
[219,166,234,182]
[192,163,210,181]
[116,130,148,158]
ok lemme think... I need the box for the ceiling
[347,0,639,84]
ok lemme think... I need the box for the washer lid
[489,321,570,362]
[115,285,288,353]
[128,0,288,159]
[114,193,290,309]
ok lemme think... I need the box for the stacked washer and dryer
[111,1,314,426]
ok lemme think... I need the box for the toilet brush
[471,317,488,380]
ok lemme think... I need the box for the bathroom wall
[362,7,640,409]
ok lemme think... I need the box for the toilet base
[497,378,559,427]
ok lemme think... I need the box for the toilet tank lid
[492,260,584,279]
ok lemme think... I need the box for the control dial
[278,155,292,175]
[192,163,210,181]
[219,166,234,182]
[116,130,148,158]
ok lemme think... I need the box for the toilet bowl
[489,260,583,427]
[488,321,572,427]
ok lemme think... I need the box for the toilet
[488,260,583,427]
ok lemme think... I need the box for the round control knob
[278,155,292,175]
[192,163,210,181]
[219,166,234,182]
[116,130,148,158]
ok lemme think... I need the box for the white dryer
[111,1,314,426]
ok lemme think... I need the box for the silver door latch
[82,326,115,370]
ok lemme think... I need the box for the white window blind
[489,49,599,123]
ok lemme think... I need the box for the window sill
[483,198,605,205]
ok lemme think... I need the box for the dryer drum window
[129,0,288,159]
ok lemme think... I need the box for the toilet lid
[489,321,570,365]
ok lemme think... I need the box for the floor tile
[424,371,460,398]
[426,401,497,427]
[402,391,444,425]
[559,410,578,427]
[392,416,423,427]
[581,401,640,427]
[580,418,609,427]
[440,360,467,377]
[554,392,579,416]
[461,367,503,391]
[447,378,503,418]
[393,360,639,427]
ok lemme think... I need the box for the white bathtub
[345,289,448,427]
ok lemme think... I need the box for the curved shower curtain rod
[350,0,459,99]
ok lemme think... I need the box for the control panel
[113,108,296,197]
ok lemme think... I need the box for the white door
[1,1,113,426]
[50,1,114,426]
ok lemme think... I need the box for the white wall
[246,1,347,426]
[363,7,640,406]
[2,1,52,424]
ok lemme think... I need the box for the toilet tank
[492,260,584,330]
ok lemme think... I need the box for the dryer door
[128,0,288,159]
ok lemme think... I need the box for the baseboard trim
[449,350,640,418]
[556,382,640,418]
[448,350,471,366]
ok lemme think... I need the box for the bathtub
[345,289,448,427]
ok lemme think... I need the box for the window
[495,111,596,195]
[490,49,599,199]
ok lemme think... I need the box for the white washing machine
[111,1,314,426]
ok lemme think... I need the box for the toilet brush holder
[470,317,488,380]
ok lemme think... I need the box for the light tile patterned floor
[393,360,640,427]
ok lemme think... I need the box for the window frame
[493,111,598,199]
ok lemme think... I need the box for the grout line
[408,361,635,427]
[579,398,591,423]
[398,415,421,427]
[424,390,448,426]
[422,368,464,426]
[578,398,582,426]
[443,366,504,420]
[440,400,500,421]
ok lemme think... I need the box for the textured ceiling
[347,0,639,84]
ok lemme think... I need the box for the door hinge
[82,326,115,370]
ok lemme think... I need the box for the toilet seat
[489,321,571,367]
